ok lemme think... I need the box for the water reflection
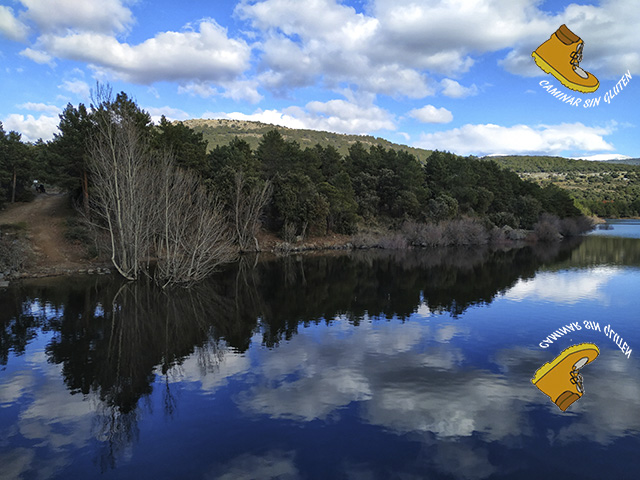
[1,232,640,479]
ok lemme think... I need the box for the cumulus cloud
[440,79,478,99]
[146,106,191,124]
[39,20,251,87]
[236,0,433,98]
[500,0,640,78]
[19,47,54,65]
[408,105,453,124]
[209,97,396,134]
[20,0,133,35]
[415,122,616,156]
[0,5,29,41]
[237,0,639,98]
[17,102,61,115]
[3,113,59,141]
[58,79,91,99]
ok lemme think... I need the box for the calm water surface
[1,223,640,479]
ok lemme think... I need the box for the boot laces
[570,367,584,393]
[570,43,584,67]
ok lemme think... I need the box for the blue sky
[0,0,638,159]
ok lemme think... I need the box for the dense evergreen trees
[2,92,588,242]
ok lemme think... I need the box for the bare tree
[88,86,156,280]
[155,156,236,287]
[231,171,272,251]
[88,84,236,286]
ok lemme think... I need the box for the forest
[1,89,589,284]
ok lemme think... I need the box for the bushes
[401,218,488,247]
[0,225,30,272]
[533,214,594,242]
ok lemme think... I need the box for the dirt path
[0,193,88,271]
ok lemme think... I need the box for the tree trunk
[11,167,16,203]
[82,168,89,214]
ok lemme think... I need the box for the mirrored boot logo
[532,343,599,411]
[532,24,599,93]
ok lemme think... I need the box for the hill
[485,155,640,217]
[604,158,640,166]
[485,155,638,173]
[182,119,433,162]
[177,121,640,218]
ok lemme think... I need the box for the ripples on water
[1,224,640,479]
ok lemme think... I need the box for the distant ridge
[603,158,640,166]
[181,119,433,162]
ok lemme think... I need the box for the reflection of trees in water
[1,238,599,467]
[250,241,582,346]
[1,276,239,469]
[551,235,640,270]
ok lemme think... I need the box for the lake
[1,223,640,479]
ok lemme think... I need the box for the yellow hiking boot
[532,343,599,411]
[532,24,599,93]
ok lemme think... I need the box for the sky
[0,0,638,159]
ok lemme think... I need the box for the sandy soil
[0,193,89,272]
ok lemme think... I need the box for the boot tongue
[574,65,589,79]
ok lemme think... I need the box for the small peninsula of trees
[1,87,593,285]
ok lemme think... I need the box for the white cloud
[17,102,61,114]
[179,83,218,98]
[572,153,632,161]
[237,0,639,99]
[409,105,453,124]
[237,0,433,98]
[501,0,640,79]
[204,109,306,130]
[210,97,395,135]
[415,122,616,156]
[20,0,133,35]
[146,106,191,124]
[58,79,91,99]
[220,79,263,104]
[19,47,54,65]
[3,113,59,141]
[40,20,251,87]
[0,5,29,41]
[440,79,478,99]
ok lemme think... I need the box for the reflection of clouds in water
[237,319,532,442]
[166,341,251,393]
[233,325,546,480]
[237,320,448,421]
[0,370,35,407]
[432,442,497,480]
[550,354,640,445]
[1,345,95,480]
[364,368,533,440]
[207,450,300,480]
[0,448,35,480]
[504,267,619,304]
[415,302,433,318]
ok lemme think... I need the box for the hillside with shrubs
[490,155,640,218]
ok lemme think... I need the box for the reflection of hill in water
[543,235,640,271]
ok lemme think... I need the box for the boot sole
[532,342,599,385]
[532,51,600,93]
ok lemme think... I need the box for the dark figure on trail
[37,184,46,194]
